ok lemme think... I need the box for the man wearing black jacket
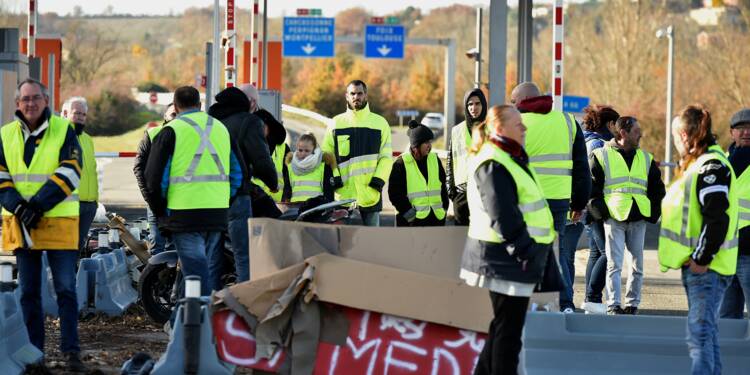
[589,117,665,315]
[207,86,277,282]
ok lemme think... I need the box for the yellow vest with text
[1,115,79,250]
[658,146,739,276]
[77,131,98,202]
[322,104,393,208]
[403,152,446,220]
[522,110,576,200]
[467,142,555,245]
[450,121,473,187]
[252,142,285,202]
[594,145,652,221]
[166,112,231,210]
[289,162,325,203]
[737,167,750,231]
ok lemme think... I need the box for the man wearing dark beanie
[388,120,449,227]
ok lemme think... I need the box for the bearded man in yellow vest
[588,116,665,315]
[0,78,86,371]
[511,82,591,313]
[144,86,242,296]
[659,105,739,374]
[388,121,448,227]
[62,97,99,255]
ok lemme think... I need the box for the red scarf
[516,95,553,114]
[489,133,528,163]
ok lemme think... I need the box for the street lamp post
[657,25,674,184]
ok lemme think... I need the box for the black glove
[14,200,42,229]
[368,177,385,192]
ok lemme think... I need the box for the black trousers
[452,191,470,225]
[475,291,530,375]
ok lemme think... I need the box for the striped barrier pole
[551,0,564,111]
[225,0,236,87]
[28,0,37,57]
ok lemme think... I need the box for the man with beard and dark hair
[447,88,487,225]
[322,80,393,226]
[207,85,277,283]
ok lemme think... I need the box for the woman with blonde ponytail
[460,105,556,375]
[659,105,739,374]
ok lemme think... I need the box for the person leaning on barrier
[388,120,448,227]
[62,96,98,254]
[322,79,393,227]
[0,78,86,372]
[589,116,665,315]
[511,82,591,313]
[460,105,555,375]
[720,108,750,319]
[143,86,242,295]
[134,103,176,255]
[658,105,738,375]
[447,88,487,225]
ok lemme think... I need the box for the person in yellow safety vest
[447,88,487,226]
[134,104,177,255]
[62,97,99,255]
[322,80,393,227]
[0,78,87,372]
[460,105,555,375]
[283,133,341,210]
[588,116,665,315]
[511,81,591,313]
[143,86,242,296]
[658,105,739,375]
[388,120,448,227]
[719,108,750,319]
[252,108,288,203]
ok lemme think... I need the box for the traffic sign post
[562,95,590,113]
[283,17,335,58]
[396,109,419,126]
[364,25,405,59]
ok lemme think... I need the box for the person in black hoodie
[252,108,291,217]
[207,86,277,283]
[389,121,449,227]
[447,88,487,225]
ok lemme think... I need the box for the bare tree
[62,21,121,85]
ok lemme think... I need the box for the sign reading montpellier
[364,24,405,59]
[283,17,335,58]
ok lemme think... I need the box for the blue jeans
[146,207,172,254]
[172,232,223,295]
[361,210,380,227]
[682,267,731,375]
[549,200,576,310]
[228,195,252,282]
[719,254,750,319]
[78,201,98,251]
[16,250,80,353]
[584,221,607,303]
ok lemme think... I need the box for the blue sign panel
[283,17,335,58]
[364,25,405,59]
[396,109,419,117]
[562,95,590,113]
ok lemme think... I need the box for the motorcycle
[138,199,357,324]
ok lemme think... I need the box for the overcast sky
[5,0,502,17]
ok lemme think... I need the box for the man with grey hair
[0,78,86,371]
[62,96,98,254]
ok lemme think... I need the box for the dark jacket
[583,129,612,156]
[729,143,750,256]
[143,111,242,233]
[134,126,158,201]
[588,141,665,223]
[691,153,732,266]
[388,153,449,227]
[460,137,552,284]
[208,88,277,195]
[446,88,487,198]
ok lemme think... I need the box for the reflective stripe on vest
[451,122,473,186]
[289,162,324,203]
[658,146,739,276]
[403,152,446,220]
[252,142,285,202]
[595,145,652,221]
[523,110,576,199]
[737,168,750,230]
[467,142,555,245]
[166,113,230,210]
[0,115,79,218]
[78,132,98,202]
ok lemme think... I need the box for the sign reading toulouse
[364,24,405,59]
[283,17,335,58]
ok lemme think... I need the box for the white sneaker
[562,307,575,314]
[582,302,607,315]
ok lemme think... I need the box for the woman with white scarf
[284,133,341,209]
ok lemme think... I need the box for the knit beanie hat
[408,120,434,147]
